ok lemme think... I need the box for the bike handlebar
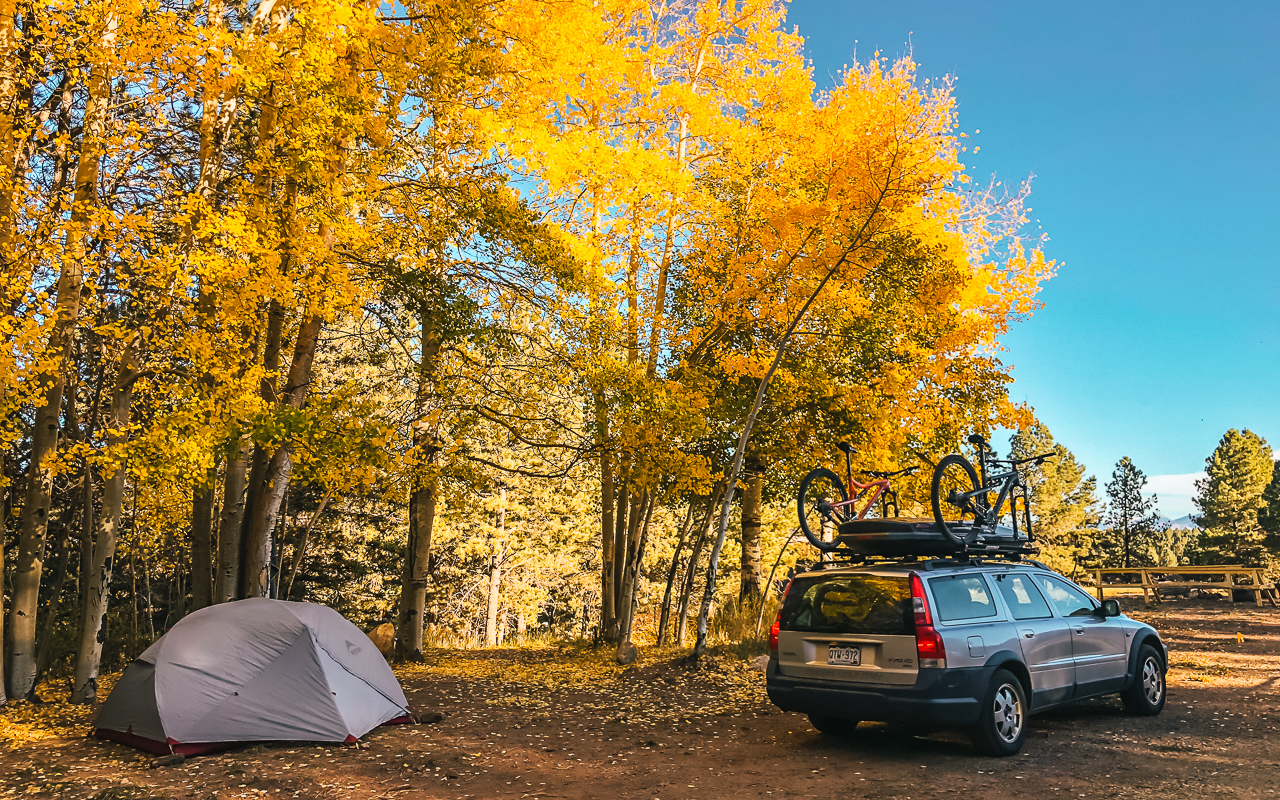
[860,466,919,479]
[989,452,1056,467]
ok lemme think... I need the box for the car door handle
[1021,629,1035,639]
[1073,627,1085,635]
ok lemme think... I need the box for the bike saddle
[836,442,855,454]
[967,433,989,448]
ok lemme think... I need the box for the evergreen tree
[1194,429,1273,563]
[1103,457,1164,569]
[1007,424,1100,577]
[1260,460,1280,542]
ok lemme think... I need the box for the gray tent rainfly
[94,598,412,755]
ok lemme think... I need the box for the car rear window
[927,574,999,622]
[780,575,912,636]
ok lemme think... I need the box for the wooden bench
[1094,565,1274,607]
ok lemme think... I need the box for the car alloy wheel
[1121,643,1167,716]
[1141,656,1163,706]
[993,683,1023,744]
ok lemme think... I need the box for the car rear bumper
[765,660,992,727]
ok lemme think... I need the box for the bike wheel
[797,468,849,552]
[931,454,983,546]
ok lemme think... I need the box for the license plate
[827,645,861,666]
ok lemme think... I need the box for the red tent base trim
[94,714,415,756]
[92,727,172,756]
[93,728,240,756]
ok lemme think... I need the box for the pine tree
[1103,458,1163,569]
[1194,429,1273,563]
[1007,425,1100,577]
[1259,461,1280,542]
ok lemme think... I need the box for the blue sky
[788,0,1280,517]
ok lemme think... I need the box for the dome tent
[94,598,411,755]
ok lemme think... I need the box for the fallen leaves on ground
[398,644,769,725]
[0,675,120,748]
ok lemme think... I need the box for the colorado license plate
[828,645,861,666]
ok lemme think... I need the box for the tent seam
[310,633,410,717]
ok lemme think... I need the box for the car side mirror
[1098,599,1121,617]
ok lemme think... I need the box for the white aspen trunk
[610,482,629,634]
[739,467,764,601]
[676,488,721,646]
[656,502,696,646]
[394,304,443,661]
[190,467,216,611]
[618,492,654,642]
[596,396,615,638]
[239,300,284,596]
[484,487,507,647]
[394,483,436,657]
[243,311,322,597]
[214,436,249,602]
[243,445,291,597]
[71,336,139,703]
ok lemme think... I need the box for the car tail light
[910,573,946,669]
[768,581,792,656]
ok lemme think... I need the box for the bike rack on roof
[806,515,1040,565]
[799,551,1049,574]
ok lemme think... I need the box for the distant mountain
[1166,514,1200,530]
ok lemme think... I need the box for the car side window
[993,573,1053,620]
[927,574,999,622]
[1035,575,1098,618]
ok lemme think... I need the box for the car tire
[971,669,1028,757]
[1121,644,1166,716]
[808,713,859,736]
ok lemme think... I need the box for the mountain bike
[930,433,1055,547]
[797,442,918,552]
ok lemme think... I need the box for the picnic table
[1094,565,1275,607]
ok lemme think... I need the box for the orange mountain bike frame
[829,475,891,520]
[829,443,893,520]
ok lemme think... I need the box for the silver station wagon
[765,558,1168,755]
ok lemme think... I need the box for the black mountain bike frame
[956,436,1053,539]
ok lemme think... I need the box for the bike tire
[931,454,983,546]
[797,468,849,552]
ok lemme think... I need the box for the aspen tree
[0,1,12,701]
[685,57,1051,658]
[394,304,443,660]
[7,11,116,700]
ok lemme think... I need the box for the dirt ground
[2,595,1279,800]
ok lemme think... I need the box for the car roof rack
[811,516,1040,563]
